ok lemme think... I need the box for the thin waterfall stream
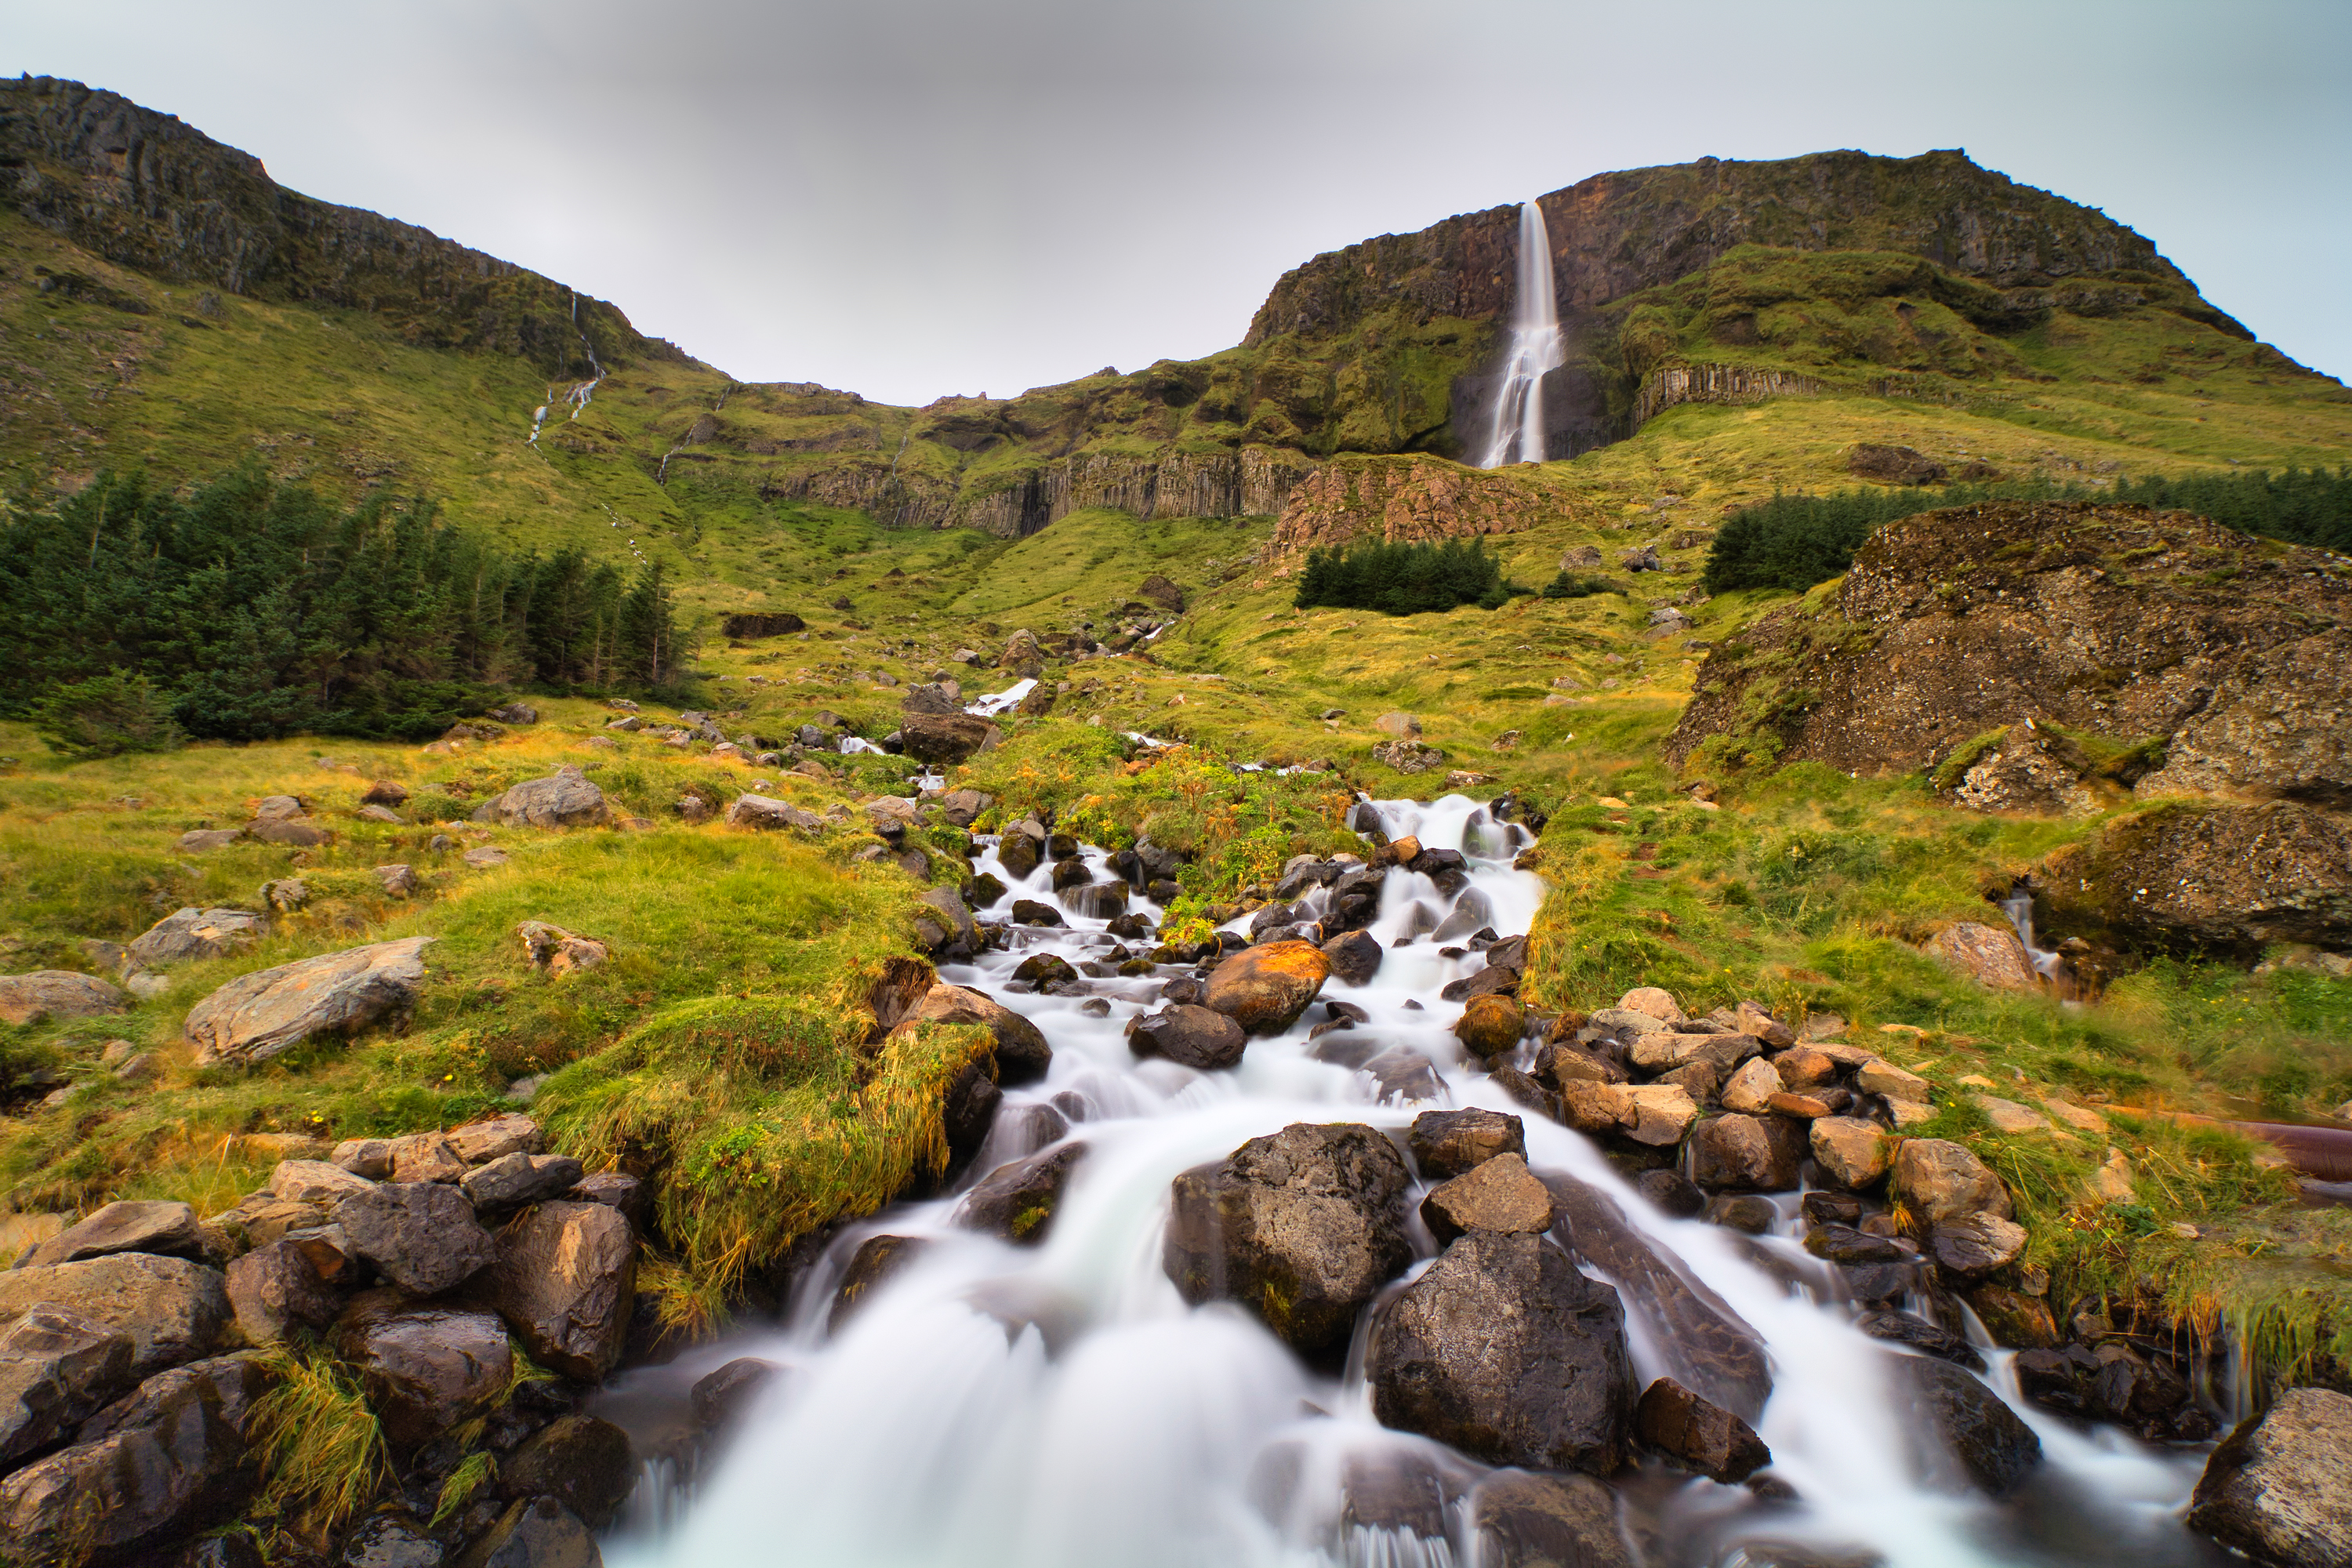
[1477,200,1566,468]
[593,761,2229,1568]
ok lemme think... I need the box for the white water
[601,796,2220,1568]
[966,679,1037,717]
[1476,201,1565,469]
[1998,890,2067,986]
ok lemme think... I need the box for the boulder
[448,1114,543,1163]
[338,1182,497,1295]
[362,780,409,808]
[1408,1109,1525,1179]
[1127,1005,1247,1071]
[0,1254,229,1377]
[691,1356,783,1428]
[390,1133,467,1183]
[888,982,1051,1085]
[1470,1468,1635,1568]
[1689,1115,1800,1191]
[375,862,419,898]
[0,970,129,1027]
[828,1236,930,1334]
[727,793,825,831]
[270,1158,376,1207]
[1635,1376,1771,1483]
[2187,1386,2352,1568]
[915,887,977,950]
[488,1200,635,1381]
[899,712,1003,765]
[956,1144,1086,1245]
[2045,800,2352,952]
[473,768,608,828]
[1163,1123,1411,1359]
[1454,994,1525,1058]
[0,1367,255,1565]
[128,908,268,968]
[1893,1354,2041,1495]
[223,1237,339,1345]
[1368,1231,1632,1475]
[1201,942,1329,1036]
[497,1414,636,1530]
[566,1172,647,1227]
[1321,930,1383,985]
[178,829,244,851]
[1929,1212,2028,1278]
[0,1303,136,1465]
[450,1496,599,1568]
[1809,1118,1890,1189]
[1925,922,2042,990]
[515,921,608,976]
[938,788,993,827]
[1891,1139,2013,1228]
[1617,987,1685,1023]
[1420,1152,1556,1243]
[460,1153,586,1211]
[18,1200,205,1269]
[340,1303,513,1447]
[184,936,434,1066]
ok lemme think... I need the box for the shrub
[1293,538,1506,615]
[1541,572,1617,599]
[27,671,183,758]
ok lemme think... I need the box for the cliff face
[0,76,691,378]
[1268,456,1570,557]
[762,446,1317,538]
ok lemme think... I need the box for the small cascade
[965,677,1037,717]
[529,292,610,447]
[1998,884,2067,985]
[1476,201,1565,469]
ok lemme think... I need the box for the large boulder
[452,1496,601,1568]
[1470,1469,1636,1568]
[1127,1004,1247,1071]
[888,982,1051,1085]
[18,1200,205,1269]
[1689,1114,1805,1192]
[1163,1123,1411,1359]
[338,1181,497,1295]
[339,1303,513,1447]
[1454,994,1525,1058]
[473,766,609,828]
[0,1254,229,1377]
[0,971,128,1027]
[183,936,434,1066]
[1201,942,1330,1036]
[223,1238,339,1344]
[1635,1376,1771,1483]
[128,908,268,968]
[497,1413,637,1530]
[488,1200,635,1381]
[2042,800,2352,952]
[0,1303,136,1465]
[2187,1386,2352,1568]
[899,712,1003,765]
[1891,1139,2013,1229]
[727,793,825,832]
[1894,1354,2041,1495]
[1367,1231,1632,1476]
[1409,1109,1526,1179]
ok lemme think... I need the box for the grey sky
[7,0,2348,405]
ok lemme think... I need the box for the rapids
[598,793,2228,1568]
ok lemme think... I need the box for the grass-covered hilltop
[2,71,2350,1568]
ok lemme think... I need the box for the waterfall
[1997,886,2066,986]
[1476,201,1565,468]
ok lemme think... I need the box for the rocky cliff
[1269,456,1573,558]
[0,76,694,378]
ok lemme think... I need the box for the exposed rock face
[1809,1117,1890,1189]
[223,1239,338,1345]
[1269,456,1560,557]
[0,1303,136,1465]
[2187,1387,2352,1568]
[127,907,267,967]
[0,1254,229,1377]
[184,935,434,1065]
[2040,800,2352,951]
[0,970,128,1026]
[338,1181,496,1295]
[339,1303,513,1447]
[1635,1376,1771,1483]
[1667,503,2350,809]
[1201,942,1329,1035]
[890,982,1051,1084]
[1367,1231,1632,1476]
[488,1200,635,1381]
[1163,1123,1412,1359]
[898,713,1003,764]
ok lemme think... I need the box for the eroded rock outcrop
[184,936,434,1065]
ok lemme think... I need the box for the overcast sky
[7,0,2348,405]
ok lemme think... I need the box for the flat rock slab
[127,907,267,968]
[18,1200,205,1269]
[0,1254,230,1377]
[0,971,128,1027]
[184,935,433,1065]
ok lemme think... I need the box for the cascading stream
[599,790,2225,1568]
[1477,201,1565,469]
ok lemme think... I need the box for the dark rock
[1127,1004,1247,1071]
[967,872,1008,909]
[1470,1468,1635,1568]
[1800,1191,1863,1228]
[339,1303,513,1447]
[1708,1195,1780,1235]
[1690,1114,1802,1191]
[1804,1224,1910,1265]
[1893,1353,2041,1495]
[0,1302,136,1465]
[1454,993,1526,1058]
[940,1062,1001,1181]
[889,982,1051,1086]
[75,1352,270,1448]
[1321,930,1383,985]
[1962,1282,2060,1349]
[1439,963,1520,1003]
[1633,1169,1705,1218]
[497,1414,634,1529]
[488,1201,636,1381]
[461,1154,587,1212]
[1635,1375,1771,1482]
[565,1173,648,1228]
[1163,1123,1412,1359]
[827,1236,929,1334]
[1847,442,1947,485]
[339,1509,445,1568]
[1368,1231,1632,1475]
[899,712,1002,766]
[339,1181,497,1295]
[1856,1311,1985,1370]
[224,1237,339,1345]
[1010,899,1063,928]
[691,1356,782,1432]
[17,1199,206,1269]
[0,1369,255,1566]
[1408,1108,1526,1179]
[1420,1152,1556,1243]
[450,1496,599,1568]
[1364,1048,1444,1105]
[956,1143,1086,1244]
[2187,1386,2352,1568]
[0,1254,230,1377]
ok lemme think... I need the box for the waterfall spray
[1478,201,1565,468]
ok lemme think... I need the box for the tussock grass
[247,1348,390,1539]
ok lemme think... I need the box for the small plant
[247,1348,390,1537]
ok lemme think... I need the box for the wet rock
[1856,1311,1986,1370]
[185,936,434,1066]
[1470,1468,1635,1568]
[828,1236,930,1334]
[888,982,1052,1085]
[129,908,268,968]
[497,1413,635,1530]
[2187,1386,2352,1567]
[339,1181,497,1296]
[1321,930,1383,985]
[1453,993,1525,1058]
[1127,1004,1247,1071]
[1962,1283,2059,1349]
[340,1302,513,1448]
[1431,888,1496,943]
[0,970,129,1027]
[449,1496,599,1568]
[224,1237,338,1344]
[1368,1231,1632,1475]
[1633,1169,1705,1218]
[1690,1115,1800,1191]
[1408,1109,1526,1179]
[461,1153,587,1212]
[1164,1123,1412,1359]
[18,1199,205,1269]
[1708,1195,1780,1234]
[956,1143,1086,1245]
[1892,1140,2013,1228]
[1420,1152,1556,1243]
[1010,898,1064,927]
[0,1367,255,1566]
[1925,922,2041,991]
[1804,1224,1911,1265]
[1894,1354,2041,1496]
[1929,1212,2027,1278]
[1809,1118,1891,1190]
[1202,941,1329,1036]
[691,1356,782,1429]
[0,1303,136,1465]
[489,1200,635,1381]
[0,1254,229,1377]
[474,767,609,829]
[1635,1375,1770,1482]
[339,1509,444,1568]
[448,1114,543,1163]
[1536,1041,1627,1089]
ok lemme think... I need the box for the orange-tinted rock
[1202,942,1330,1036]
[1454,994,1525,1058]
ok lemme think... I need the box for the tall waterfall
[1477,200,1565,468]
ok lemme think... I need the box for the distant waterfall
[1477,200,1565,467]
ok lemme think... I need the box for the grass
[246,1347,390,1541]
